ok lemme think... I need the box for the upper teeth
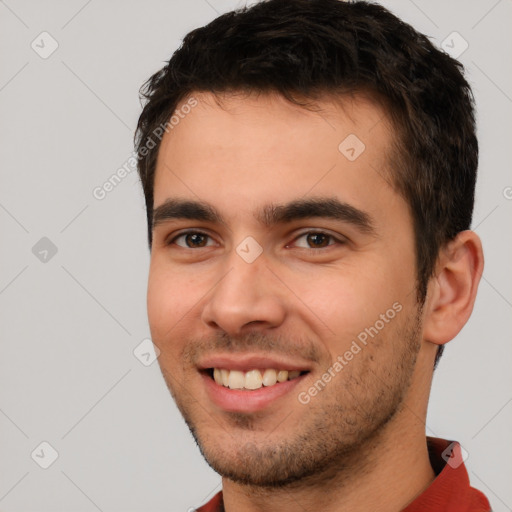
[213,368,302,390]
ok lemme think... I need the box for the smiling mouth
[205,368,309,390]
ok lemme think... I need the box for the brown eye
[306,233,330,248]
[291,231,343,250]
[185,233,208,247]
[171,231,214,248]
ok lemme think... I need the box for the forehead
[165,90,391,150]
[153,90,400,226]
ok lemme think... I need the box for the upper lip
[197,353,312,372]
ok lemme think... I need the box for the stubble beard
[161,308,423,489]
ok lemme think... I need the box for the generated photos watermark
[298,301,403,405]
[92,96,198,201]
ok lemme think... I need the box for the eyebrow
[152,197,376,235]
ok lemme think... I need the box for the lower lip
[202,372,306,413]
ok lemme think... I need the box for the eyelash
[167,230,346,251]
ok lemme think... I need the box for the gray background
[0,0,511,510]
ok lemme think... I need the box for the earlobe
[422,230,484,346]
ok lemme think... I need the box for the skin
[147,91,484,512]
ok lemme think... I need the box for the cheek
[147,258,217,349]
[147,262,190,340]
[290,261,410,351]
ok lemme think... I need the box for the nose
[200,250,287,336]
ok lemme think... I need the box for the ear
[423,230,484,346]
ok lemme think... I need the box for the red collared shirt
[197,438,491,512]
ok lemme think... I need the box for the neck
[221,353,437,512]
[222,420,434,512]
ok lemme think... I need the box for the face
[147,91,424,487]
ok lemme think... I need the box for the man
[135,0,490,510]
